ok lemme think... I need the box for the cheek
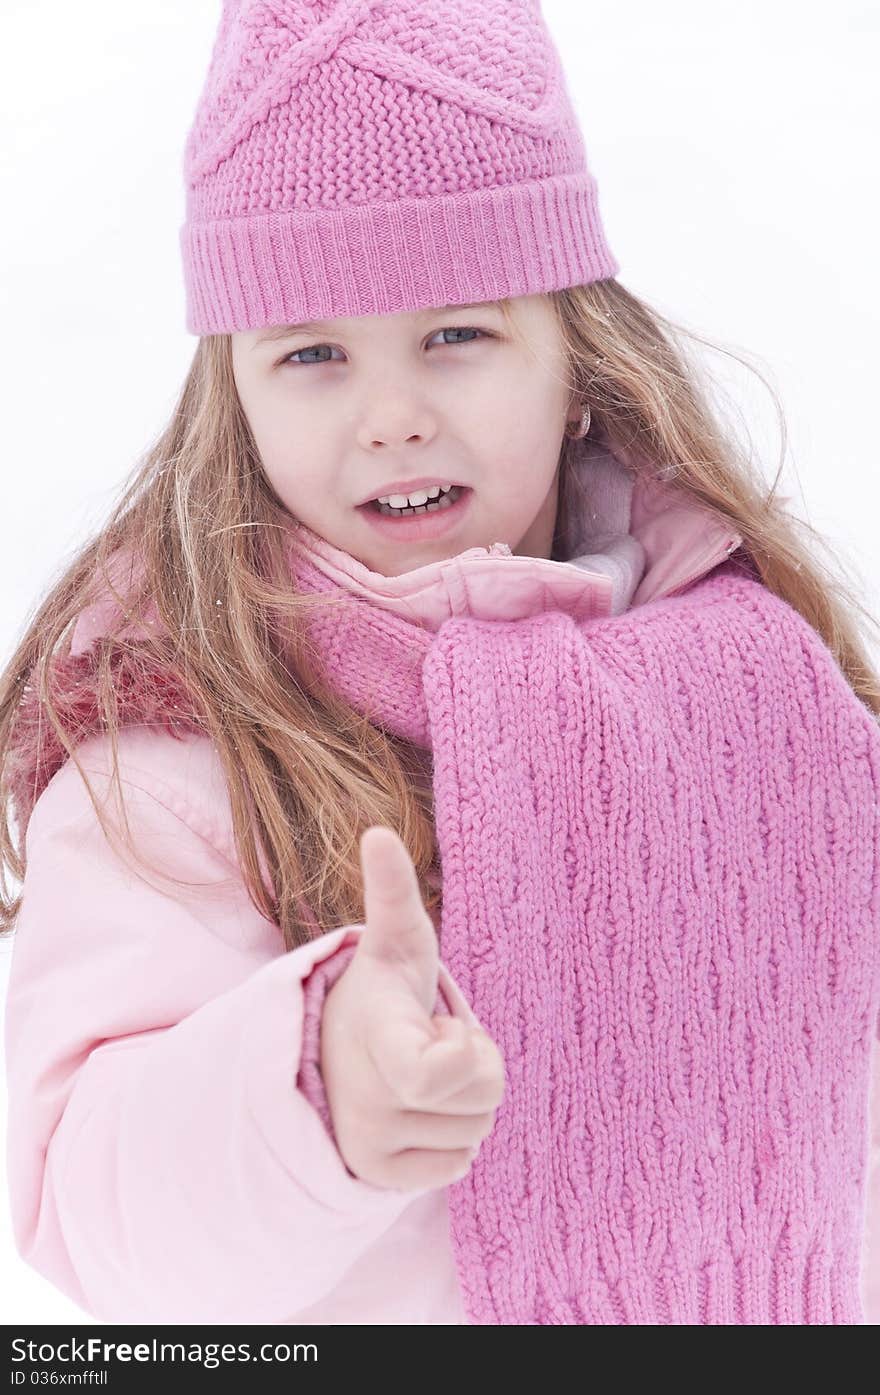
[251,410,295,462]
[232,374,337,508]
[492,381,562,454]
[494,421,561,493]
[261,458,326,509]
[246,412,315,485]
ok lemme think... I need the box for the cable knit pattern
[178,0,618,333]
[288,542,880,1324]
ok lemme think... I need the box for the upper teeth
[376,482,454,507]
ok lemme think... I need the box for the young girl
[3,0,879,1326]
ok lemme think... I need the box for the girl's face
[231,293,582,576]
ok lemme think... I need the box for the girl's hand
[319,825,505,1191]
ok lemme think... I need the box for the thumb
[357,825,439,1013]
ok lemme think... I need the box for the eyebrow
[253,301,499,347]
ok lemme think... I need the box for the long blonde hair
[2,279,878,947]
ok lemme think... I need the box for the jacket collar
[287,446,743,633]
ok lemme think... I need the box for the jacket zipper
[662,533,743,600]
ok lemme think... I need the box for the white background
[1,0,878,1322]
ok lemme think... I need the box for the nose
[357,410,434,450]
[356,388,436,452]
[366,430,425,448]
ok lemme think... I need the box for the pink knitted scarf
[288,534,880,1324]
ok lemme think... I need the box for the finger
[359,825,438,973]
[378,1147,476,1192]
[386,1018,500,1111]
[389,1107,496,1153]
[419,1020,507,1111]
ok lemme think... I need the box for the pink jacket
[5,452,880,1323]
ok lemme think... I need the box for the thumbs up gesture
[320,825,505,1191]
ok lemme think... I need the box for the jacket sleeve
[3,749,475,1325]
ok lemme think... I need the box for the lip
[356,486,474,541]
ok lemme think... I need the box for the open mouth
[361,484,466,517]
[357,484,473,538]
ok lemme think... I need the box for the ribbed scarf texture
[289,539,880,1325]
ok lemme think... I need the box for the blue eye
[281,343,343,366]
[430,326,487,348]
[278,326,490,367]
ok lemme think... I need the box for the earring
[564,402,591,440]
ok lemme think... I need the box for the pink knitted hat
[178,0,620,334]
